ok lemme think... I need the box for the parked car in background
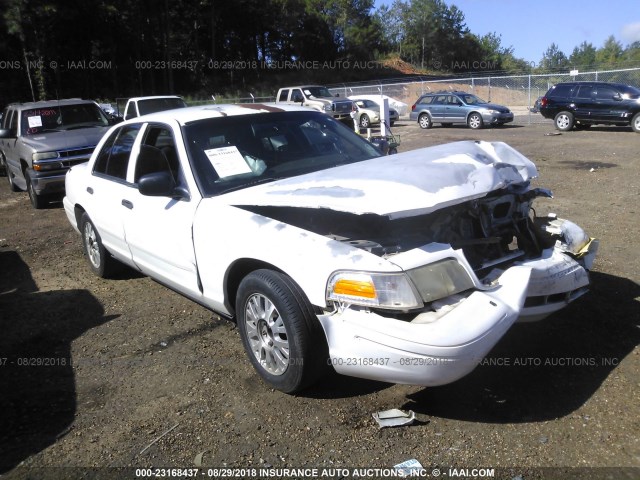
[539,81,640,132]
[529,97,543,113]
[0,99,112,208]
[122,95,188,120]
[275,85,353,121]
[64,103,597,393]
[347,94,409,116]
[410,91,513,129]
[350,98,399,128]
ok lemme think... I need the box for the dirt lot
[1,119,639,479]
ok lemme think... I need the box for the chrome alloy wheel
[84,221,101,269]
[244,293,290,375]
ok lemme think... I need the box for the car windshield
[304,87,334,98]
[184,111,382,196]
[460,94,488,105]
[138,98,187,115]
[21,103,109,134]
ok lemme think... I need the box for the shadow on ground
[402,271,640,422]
[0,250,114,473]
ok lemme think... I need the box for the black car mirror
[138,171,188,200]
[0,128,13,139]
[613,93,622,101]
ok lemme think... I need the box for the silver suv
[0,99,111,208]
[410,91,513,129]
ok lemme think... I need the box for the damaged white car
[63,104,598,393]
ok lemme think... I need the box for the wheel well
[20,159,29,173]
[74,204,86,229]
[467,111,481,119]
[224,258,285,321]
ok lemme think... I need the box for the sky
[374,0,640,64]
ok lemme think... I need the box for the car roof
[128,95,184,101]
[8,98,96,108]
[122,103,316,125]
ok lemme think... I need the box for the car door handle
[121,199,133,209]
[87,187,93,194]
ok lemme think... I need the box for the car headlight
[484,109,498,114]
[406,259,475,303]
[323,104,333,112]
[327,271,421,309]
[32,152,58,161]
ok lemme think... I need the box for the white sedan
[64,104,598,393]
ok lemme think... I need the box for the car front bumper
[483,112,514,124]
[318,240,598,386]
[28,170,68,195]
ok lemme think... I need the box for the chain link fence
[328,67,640,124]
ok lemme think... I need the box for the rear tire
[236,269,328,393]
[554,111,574,131]
[81,213,117,278]
[418,113,432,129]
[359,114,370,129]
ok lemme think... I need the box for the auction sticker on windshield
[204,146,252,178]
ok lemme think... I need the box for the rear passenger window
[575,86,593,99]
[418,96,434,105]
[93,124,141,180]
[278,89,289,102]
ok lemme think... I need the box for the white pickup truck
[121,95,187,120]
[275,86,353,120]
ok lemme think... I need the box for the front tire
[418,113,432,129]
[81,213,117,278]
[554,111,574,131]
[467,113,484,129]
[27,176,47,209]
[359,114,370,129]
[632,113,640,133]
[236,269,327,393]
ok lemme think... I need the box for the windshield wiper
[216,176,283,195]
[64,124,102,130]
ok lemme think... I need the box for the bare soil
[1,119,639,479]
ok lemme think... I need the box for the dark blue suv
[540,81,640,132]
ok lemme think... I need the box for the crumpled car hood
[225,140,538,220]
[22,126,109,151]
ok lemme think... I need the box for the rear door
[87,123,143,263]
[429,94,447,121]
[572,84,595,121]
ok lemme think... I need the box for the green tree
[540,43,569,72]
[569,41,596,68]
[596,35,624,66]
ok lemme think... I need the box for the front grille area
[58,146,95,159]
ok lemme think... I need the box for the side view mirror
[138,171,189,200]
[612,93,622,101]
[0,128,12,139]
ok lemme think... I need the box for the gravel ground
[0,119,638,480]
